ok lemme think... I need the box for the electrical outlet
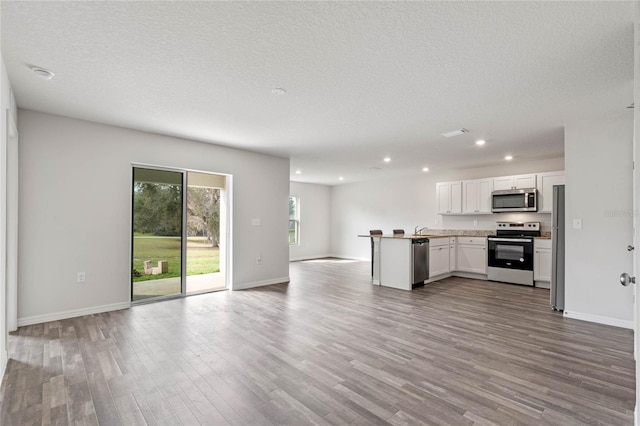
[256,255,262,264]
[252,218,261,226]
[473,220,478,227]
[77,272,86,283]
[573,219,583,229]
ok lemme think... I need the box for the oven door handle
[488,238,532,243]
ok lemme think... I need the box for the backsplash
[439,212,552,232]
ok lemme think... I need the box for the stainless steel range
[487,222,541,286]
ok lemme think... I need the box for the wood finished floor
[0,259,635,425]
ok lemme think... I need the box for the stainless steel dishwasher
[412,238,429,286]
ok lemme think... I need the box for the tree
[133,182,182,236]
[187,187,220,247]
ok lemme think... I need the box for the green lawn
[132,236,220,282]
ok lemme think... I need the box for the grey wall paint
[17,110,290,320]
[289,181,331,260]
[564,114,634,324]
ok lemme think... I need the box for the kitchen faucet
[414,226,428,235]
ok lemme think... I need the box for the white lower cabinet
[449,237,457,271]
[427,236,487,281]
[534,239,552,282]
[456,237,487,275]
[429,238,450,278]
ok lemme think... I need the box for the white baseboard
[534,280,551,289]
[426,272,453,283]
[328,254,370,261]
[17,301,131,327]
[233,276,290,290]
[452,271,488,280]
[289,254,332,262]
[564,310,634,329]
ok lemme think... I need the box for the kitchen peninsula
[362,230,494,291]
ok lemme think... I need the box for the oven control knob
[520,258,524,262]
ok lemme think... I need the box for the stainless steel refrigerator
[551,185,565,311]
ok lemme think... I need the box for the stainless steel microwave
[491,188,537,212]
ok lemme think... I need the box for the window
[289,196,300,245]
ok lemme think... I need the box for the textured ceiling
[1,1,634,185]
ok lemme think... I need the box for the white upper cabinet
[436,181,462,214]
[493,174,537,191]
[537,171,565,213]
[462,178,494,214]
[492,176,514,191]
[514,174,537,189]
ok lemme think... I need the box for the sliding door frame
[130,164,185,304]
[130,162,231,303]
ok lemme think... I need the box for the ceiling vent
[30,66,55,80]
[440,128,469,138]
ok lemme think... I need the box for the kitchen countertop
[360,229,493,239]
[360,229,552,239]
[536,232,552,239]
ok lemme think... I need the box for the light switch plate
[573,218,583,229]
[251,218,261,226]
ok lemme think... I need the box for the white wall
[0,55,12,380]
[289,181,331,261]
[564,113,634,327]
[17,110,290,324]
[330,157,564,260]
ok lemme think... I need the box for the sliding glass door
[131,167,184,301]
[186,171,227,294]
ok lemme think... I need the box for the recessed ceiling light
[30,66,55,80]
[383,157,391,163]
[441,128,469,138]
[422,167,429,172]
[271,88,286,95]
[338,176,344,181]
[295,169,301,174]
[505,155,513,161]
[475,139,486,146]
